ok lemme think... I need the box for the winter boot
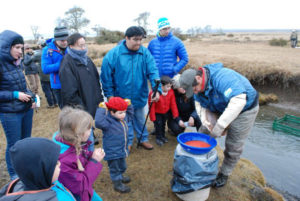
[113,180,131,193]
[212,173,228,188]
[122,175,131,183]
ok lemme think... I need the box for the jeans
[0,109,34,179]
[107,158,127,181]
[127,107,149,145]
[52,89,62,109]
[41,81,57,106]
[88,128,95,151]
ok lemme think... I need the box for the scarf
[67,47,88,66]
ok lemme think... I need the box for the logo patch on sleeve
[224,88,232,97]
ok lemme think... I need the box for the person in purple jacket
[53,107,105,201]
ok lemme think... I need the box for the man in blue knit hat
[148,17,189,78]
[41,26,69,109]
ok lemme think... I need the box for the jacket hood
[0,30,23,62]
[9,138,61,191]
[45,38,58,50]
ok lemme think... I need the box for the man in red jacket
[149,76,182,146]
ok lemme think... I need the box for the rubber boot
[113,180,131,193]
[212,173,228,188]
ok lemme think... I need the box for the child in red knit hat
[95,97,133,193]
[149,76,179,146]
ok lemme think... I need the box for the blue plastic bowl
[177,132,217,154]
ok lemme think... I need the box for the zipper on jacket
[120,120,128,156]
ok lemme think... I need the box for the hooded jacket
[0,30,34,113]
[60,53,104,117]
[101,41,160,108]
[0,137,76,201]
[148,32,189,78]
[53,133,103,201]
[95,105,134,161]
[41,39,67,89]
[194,63,258,114]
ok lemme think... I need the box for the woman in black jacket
[167,74,201,136]
[59,33,103,118]
[0,30,35,180]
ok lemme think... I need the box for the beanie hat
[10,137,60,190]
[158,17,171,31]
[105,97,128,111]
[11,36,24,46]
[54,26,69,41]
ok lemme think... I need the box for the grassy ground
[0,96,284,201]
[0,32,292,200]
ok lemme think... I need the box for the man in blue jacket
[101,26,160,151]
[179,63,259,188]
[148,17,189,78]
[41,26,69,109]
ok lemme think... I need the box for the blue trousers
[52,89,63,109]
[0,109,33,179]
[107,158,127,181]
[41,81,57,106]
[88,128,95,151]
[127,107,149,145]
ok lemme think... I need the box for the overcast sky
[1,0,299,39]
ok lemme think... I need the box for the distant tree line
[29,6,225,44]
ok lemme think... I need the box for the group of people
[0,16,259,200]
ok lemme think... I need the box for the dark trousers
[154,113,169,140]
[167,115,202,136]
[41,81,57,106]
[52,89,62,109]
[107,158,127,181]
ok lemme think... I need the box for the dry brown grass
[1,33,290,200]
[89,32,300,88]
[0,94,284,201]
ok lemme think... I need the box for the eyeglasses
[76,44,86,49]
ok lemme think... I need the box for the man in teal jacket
[101,26,160,151]
[148,17,188,78]
[179,63,259,188]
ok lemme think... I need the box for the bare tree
[203,25,212,34]
[134,12,150,33]
[56,17,68,27]
[92,24,103,37]
[187,27,202,37]
[63,6,90,32]
[31,26,41,43]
